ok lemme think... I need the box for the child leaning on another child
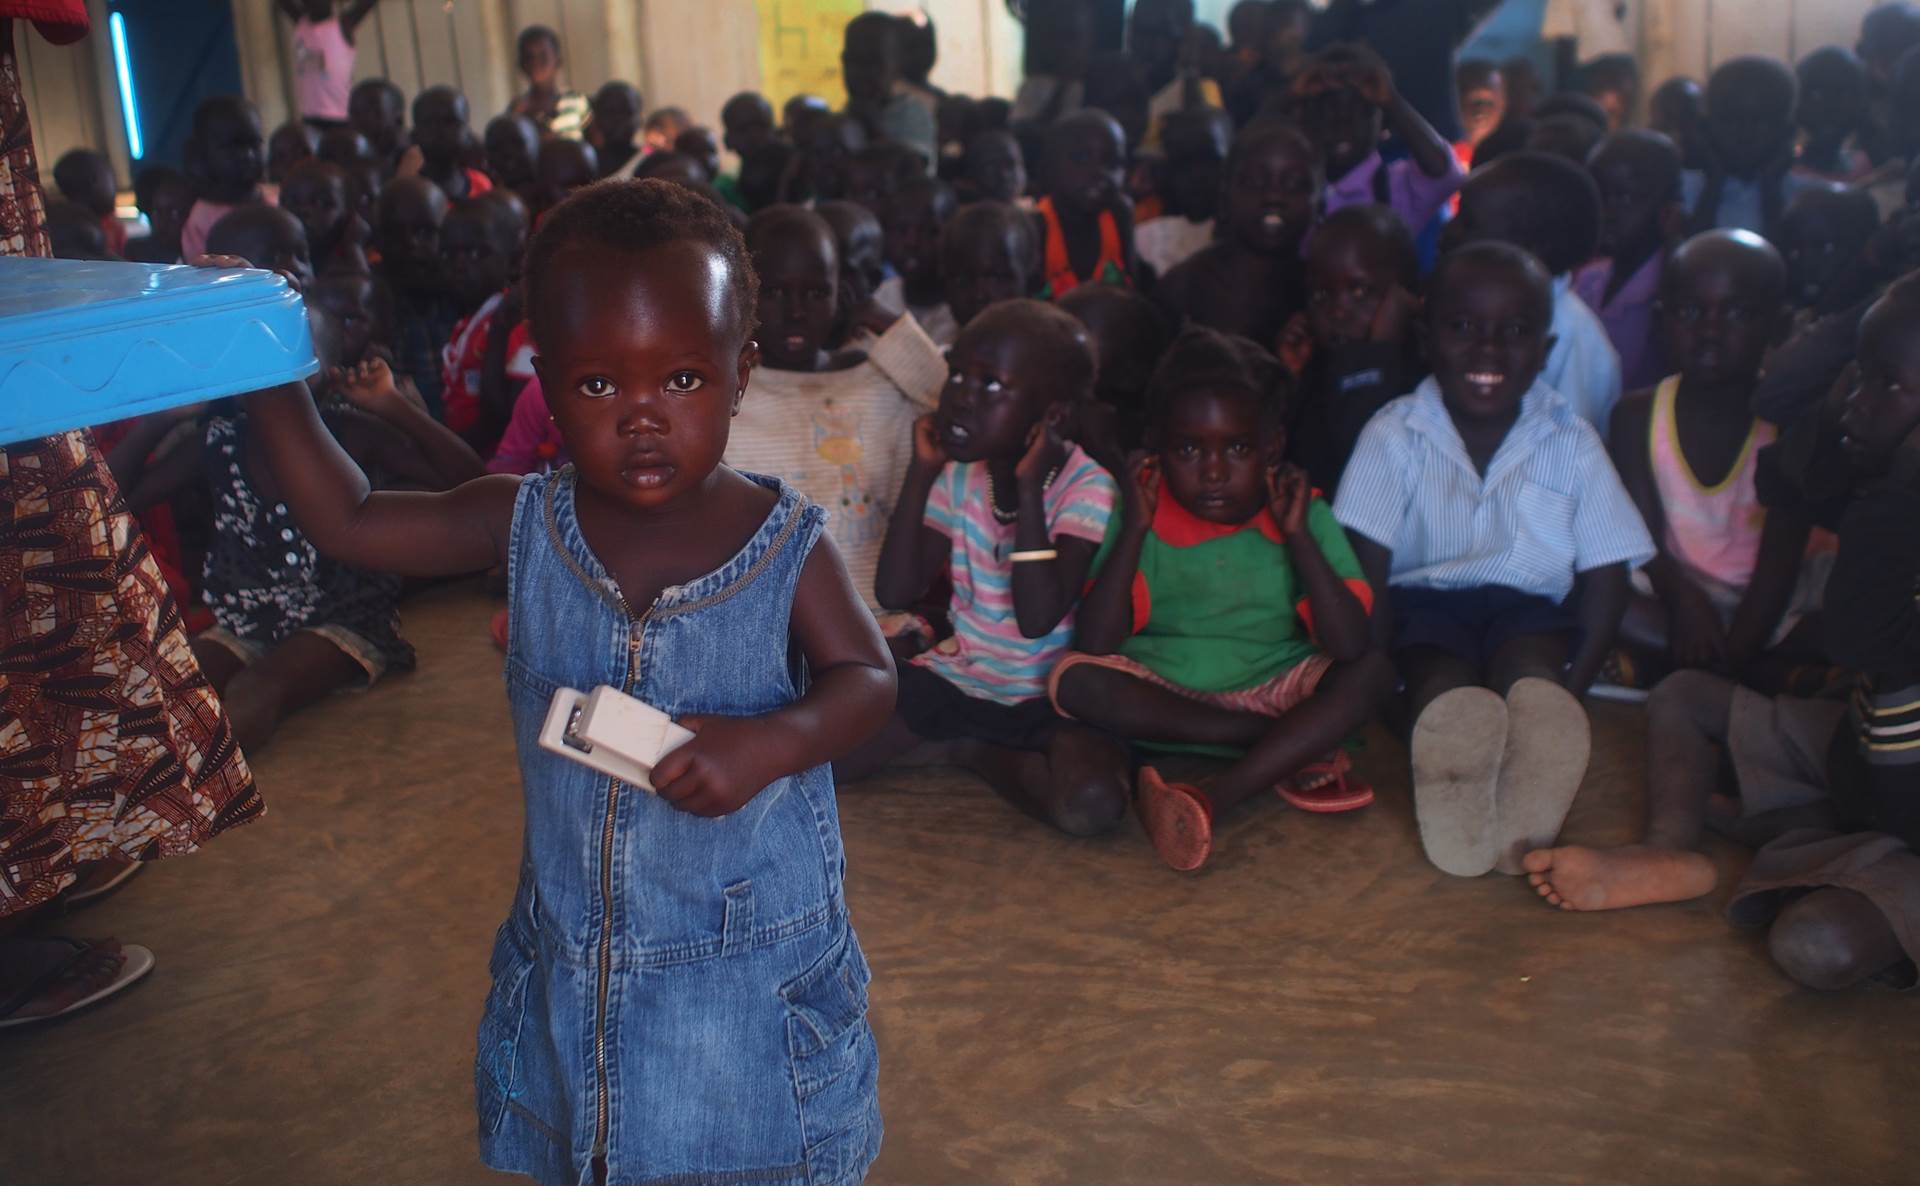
[1334,241,1655,880]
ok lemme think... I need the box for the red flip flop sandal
[1277,752,1375,814]
[1137,767,1214,871]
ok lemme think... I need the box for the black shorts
[1391,584,1577,669]
[896,661,1061,752]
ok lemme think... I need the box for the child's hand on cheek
[1369,285,1419,343]
[650,716,785,817]
[1266,463,1310,536]
[1276,312,1314,376]
[1124,452,1160,531]
[1015,414,1068,491]
[334,358,405,417]
[910,413,948,473]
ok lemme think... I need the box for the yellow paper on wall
[757,0,864,112]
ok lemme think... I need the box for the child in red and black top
[438,192,531,453]
[1034,109,1137,299]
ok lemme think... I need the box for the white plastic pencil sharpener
[537,685,696,792]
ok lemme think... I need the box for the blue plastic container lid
[0,258,317,445]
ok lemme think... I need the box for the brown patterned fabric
[0,18,261,917]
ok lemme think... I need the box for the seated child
[1574,54,1641,130]
[875,176,958,340]
[938,200,1039,340]
[1057,284,1171,457]
[438,192,532,450]
[483,113,540,202]
[724,206,946,613]
[1683,56,1828,238]
[840,300,1128,838]
[1524,278,1920,996]
[1131,106,1231,277]
[348,77,407,164]
[1610,230,1822,683]
[1446,150,1624,431]
[787,112,866,204]
[242,178,891,1180]
[1034,109,1137,299]
[842,142,915,215]
[182,95,275,261]
[962,129,1028,206]
[267,120,318,185]
[815,199,887,343]
[1455,60,1508,169]
[52,148,124,256]
[374,176,458,416]
[317,125,373,167]
[1793,46,1873,182]
[1574,130,1683,393]
[1649,76,1709,170]
[1334,242,1654,878]
[1153,120,1316,348]
[721,91,778,162]
[1776,187,1881,317]
[532,137,599,222]
[643,105,691,154]
[1282,202,1423,494]
[1289,43,1466,235]
[411,86,492,201]
[280,159,366,276]
[308,269,386,369]
[207,203,314,291]
[1050,327,1394,871]
[738,141,795,214]
[590,81,645,177]
[126,165,193,263]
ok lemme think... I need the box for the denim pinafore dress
[479,468,881,1186]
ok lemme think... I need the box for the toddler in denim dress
[243,179,897,1186]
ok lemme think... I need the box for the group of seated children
[72,3,1920,996]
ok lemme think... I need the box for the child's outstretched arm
[1074,453,1155,654]
[245,380,519,578]
[1008,418,1103,639]
[1567,562,1630,695]
[651,537,896,817]
[874,415,952,610]
[1271,466,1371,662]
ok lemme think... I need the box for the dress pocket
[781,929,882,1183]
[474,921,536,1137]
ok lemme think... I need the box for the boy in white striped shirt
[1335,242,1654,880]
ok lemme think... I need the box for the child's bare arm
[1356,49,1454,181]
[1272,468,1369,662]
[1008,420,1099,638]
[244,381,517,577]
[874,416,951,610]
[123,425,205,515]
[1610,393,1728,666]
[1074,454,1154,654]
[1724,507,1813,671]
[336,358,486,488]
[650,537,896,817]
[1347,532,1395,652]
[1567,562,1631,695]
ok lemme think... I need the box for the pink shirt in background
[292,17,355,122]
[486,378,568,476]
[179,184,278,263]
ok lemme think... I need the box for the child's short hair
[1312,203,1419,289]
[967,298,1098,404]
[1224,119,1317,184]
[524,179,758,350]
[1465,150,1601,275]
[1574,54,1640,104]
[1532,92,1609,134]
[517,24,559,56]
[1144,325,1288,435]
[1429,240,1554,327]
[940,200,1038,271]
[1707,56,1797,122]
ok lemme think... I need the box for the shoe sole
[1411,687,1507,877]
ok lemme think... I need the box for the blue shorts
[1391,584,1577,669]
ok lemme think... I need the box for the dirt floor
[5,582,1915,1185]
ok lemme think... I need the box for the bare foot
[1521,844,1717,911]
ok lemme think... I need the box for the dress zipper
[590,595,651,1176]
